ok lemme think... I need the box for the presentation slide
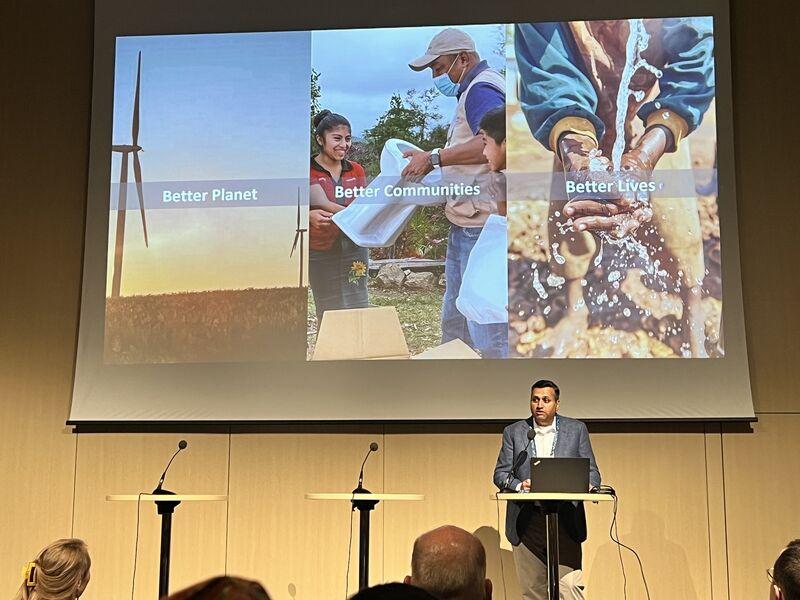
[70,2,754,422]
[102,19,721,364]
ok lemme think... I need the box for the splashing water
[532,268,548,300]
[536,21,689,348]
[551,243,566,265]
[588,148,607,172]
[593,243,604,267]
[611,19,663,171]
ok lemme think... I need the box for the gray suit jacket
[493,414,601,546]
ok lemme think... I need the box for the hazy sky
[106,26,506,296]
[106,207,302,296]
[312,24,506,137]
[109,32,310,295]
[112,31,311,180]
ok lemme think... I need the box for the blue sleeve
[637,17,715,133]
[515,23,605,149]
[464,82,505,135]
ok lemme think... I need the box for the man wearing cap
[405,28,507,358]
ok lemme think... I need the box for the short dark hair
[774,539,800,600]
[531,379,560,399]
[478,106,505,144]
[166,576,271,600]
[349,583,438,600]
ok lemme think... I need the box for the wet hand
[582,125,670,236]
[401,150,433,182]
[557,132,655,238]
[566,198,653,237]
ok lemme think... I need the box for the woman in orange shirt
[308,110,369,325]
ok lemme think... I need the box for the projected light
[71,12,753,423]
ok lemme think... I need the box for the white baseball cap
[408,28,477,71]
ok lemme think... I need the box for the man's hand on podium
[521,479,531,492]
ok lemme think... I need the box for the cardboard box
[311,306,411,360]
[412,338,481,359]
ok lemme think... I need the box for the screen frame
[69,0,754,426]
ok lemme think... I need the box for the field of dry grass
[105,287,306,364]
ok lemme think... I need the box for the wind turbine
[289,187,307,287]
[110,51,149,298]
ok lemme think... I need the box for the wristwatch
[430,148,442,169]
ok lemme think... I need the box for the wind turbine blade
[132,51,142,146]
[133,151,148,247]
[111,155,130,298]
[296,187,301,228]
[290,231,300,257]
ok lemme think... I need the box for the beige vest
[443,68,505,227]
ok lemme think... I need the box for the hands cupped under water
[559,133,655,239]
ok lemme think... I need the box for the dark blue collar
[457,60,490,99]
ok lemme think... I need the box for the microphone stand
[351,446,379,590]
[504,430,536,491]
[153,495,180,599]
[151,444,186,598]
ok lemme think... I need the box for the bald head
[406,526,491,600]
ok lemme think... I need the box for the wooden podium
[107,493,227,598]
[305,492,423,590]
[494,492,614,600]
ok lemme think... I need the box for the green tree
[361,88,452,260]
[310,69,321,117]
[404,88,442,141]
[361,93,420,174]
[427,124,448,150]
[310,69,321,155]
[494,26,507,77]
[361,88,447,177]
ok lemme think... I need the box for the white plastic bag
[333,139,442,248]
[456,214,509,324]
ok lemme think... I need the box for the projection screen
[69,0,755,423]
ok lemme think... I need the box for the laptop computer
[529,457,590,493]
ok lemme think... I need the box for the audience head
[405,525,492,600]
[772,540,800,600]
[15,539,91,600]
[167,576,271,600]
[350,582,438,599]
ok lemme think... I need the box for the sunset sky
[108,32,310,295]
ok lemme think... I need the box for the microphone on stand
[354,442,379,494]
[153,440,188,494]
[503,429,536,491]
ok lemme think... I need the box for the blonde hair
[14,539,91,600]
